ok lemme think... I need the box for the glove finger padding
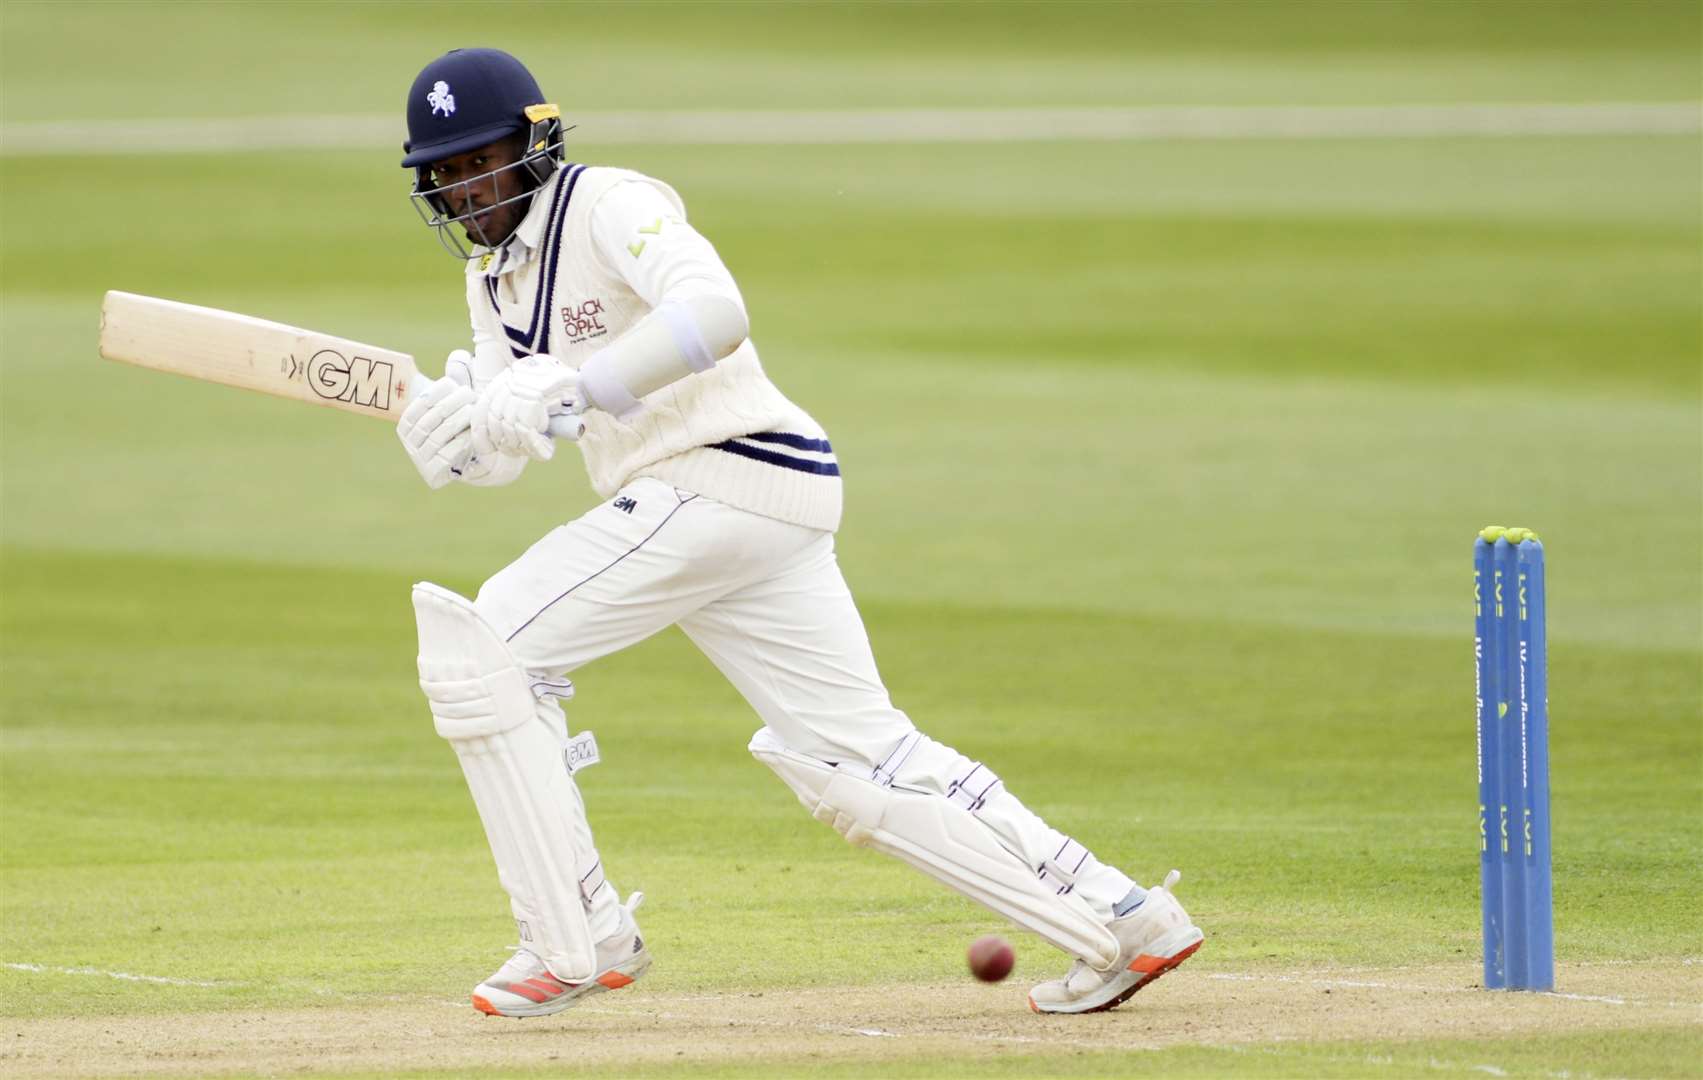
[399,377,456,449]
[398,376,476,489]
[439,428,475,476]
[507,401,555,461]
[485,380,544,459]
[474,356,575,463]
[515,354,580,403]
[468,379,498,459]
[420,393,474,456]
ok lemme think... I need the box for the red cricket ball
[967,934,1015,982]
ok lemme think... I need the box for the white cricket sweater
[462,165,842,532]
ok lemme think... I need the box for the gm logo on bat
[286,349,398,410]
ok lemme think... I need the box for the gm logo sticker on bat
[307,349,397,409]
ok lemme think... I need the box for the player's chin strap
[414,581,602,982]
[749,727,1121,971]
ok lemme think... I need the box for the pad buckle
[1038,838,1090,896]
[946,762,1002,812]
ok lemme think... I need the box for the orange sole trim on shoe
[1130,940,1185,974]
[597,970,634,989]
[1128,939,1202,979]
[1085,939,1204,1015]
[471,994,500,1016]
[1029,939,1203,1016]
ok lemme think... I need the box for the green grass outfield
[2,2,1700,1077]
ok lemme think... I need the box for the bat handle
[546,413,586,441]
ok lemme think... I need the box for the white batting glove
[429,351,521,487]
[472,354,582,462]
[397,371,476,489]
[443,347,476,390]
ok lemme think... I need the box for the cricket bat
[98,290,582,437]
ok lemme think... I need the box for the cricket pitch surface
[5,961,1698,1078]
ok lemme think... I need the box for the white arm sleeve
[578,181,751,417]
[576,295,746,417]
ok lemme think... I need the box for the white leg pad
[414,581,597,982]
[749,727,1119,970]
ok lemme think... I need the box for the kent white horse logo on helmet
[428,81,455,117]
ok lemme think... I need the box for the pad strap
[871,730,923,787]
[1039,838,1091,896]
[946,761,1003,812]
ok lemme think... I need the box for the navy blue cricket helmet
[402,48,566,258]
[402,48,549,167]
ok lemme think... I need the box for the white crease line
[1,102,1696,155]
[1206,972,1702,1008]
[4,961,228,988]
[1209,972,1622,1002]
[1538,991,1634,1005]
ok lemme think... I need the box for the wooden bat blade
[99,290,421,422]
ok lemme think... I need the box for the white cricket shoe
[471,892,651,1017]
[1027,870,1203,1014]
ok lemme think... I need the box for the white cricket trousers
[473,477,1135,936]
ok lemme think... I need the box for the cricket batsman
[393,47,1202,1017]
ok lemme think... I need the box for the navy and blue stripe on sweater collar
[483,163,587,360]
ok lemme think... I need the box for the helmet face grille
[409,125,564,261]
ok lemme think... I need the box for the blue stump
[1475,527,1553,992]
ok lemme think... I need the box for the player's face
[427,135,532,247]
